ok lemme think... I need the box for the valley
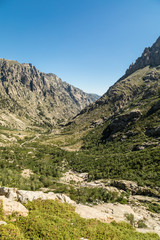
[0,37,160,239]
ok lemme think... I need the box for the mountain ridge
[66,37,160,132]
[120,36,160,80]
[0,58,99,129]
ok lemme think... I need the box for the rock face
[102,110,142,140]
[0,59,99,129]
[121,36,160,80]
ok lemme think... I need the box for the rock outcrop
[111,180,160,197]
[0,187,75,205]
[102,110,142,140]
[121,36,160,80]
[0,196,28,216]
[0,187,75,217]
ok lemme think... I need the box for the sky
[0,0,160,95]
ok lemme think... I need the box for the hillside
[66,37,160,132]
[0,59,99,129]
[57,37,160,187]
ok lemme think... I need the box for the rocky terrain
[0,183,159,236]
[0,59,99,129]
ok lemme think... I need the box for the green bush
[124,213,135,226]
[137,220,147,228]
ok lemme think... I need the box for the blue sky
[0,0,160,95]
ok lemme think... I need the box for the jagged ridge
[121,36,160,80]
[0,59,99,129]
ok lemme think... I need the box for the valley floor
[0,128,159,239]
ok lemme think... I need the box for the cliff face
[0,59,99,129]
[121,36,160,80]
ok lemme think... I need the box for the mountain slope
[66,37,160,132]
[0,59,99,129]
[62,37,160,187]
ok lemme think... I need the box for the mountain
[63,37,160,188]
[66,37,160,133]
[0,59,99,129]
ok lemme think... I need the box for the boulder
[0,196,28,216]
[132,145,145,151]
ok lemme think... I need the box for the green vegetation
[50,183,128,204]
[0,141,67,190]
[0,200,159,240]
[124,213,135,226]
[0,110,159,190]
[0,201,4,220]
[137,220,147,229]
[146,202,160,214]
[124,214,148,229]
[66,106,160,187]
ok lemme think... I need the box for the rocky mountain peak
[120,36,160,80]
